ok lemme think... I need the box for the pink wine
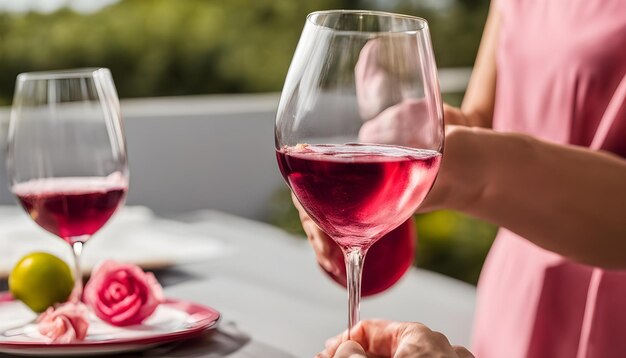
[322,218,416,297]
[12,174,128,243]
[276,143,441,249]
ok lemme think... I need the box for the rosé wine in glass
[277,144,440,249]
[12,175,127,244]
[322,218,417,297]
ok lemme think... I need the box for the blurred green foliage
[415,210,497,284]
[0,0,488,104]
[0,0,341,104]
[392,1,489,68]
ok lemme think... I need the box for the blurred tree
[392,1,489,67]
[0,0,341,104]
[0,0,488,104]
[341,0,361,9]
[456,0,489,10]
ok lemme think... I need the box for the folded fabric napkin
[0,206,230,278]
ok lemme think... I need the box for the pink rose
[37,302,89,343]
[84,260,164,326]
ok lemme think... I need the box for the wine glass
[6,68,129,302]
[275,11,444,335]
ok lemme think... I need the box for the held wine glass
[6,68,129,302]
[275,11,444,336]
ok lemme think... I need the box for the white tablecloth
[0,207,476,357]
[0,206,228,278]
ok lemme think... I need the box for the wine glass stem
[71,240,84,302]
[346,247,365,339]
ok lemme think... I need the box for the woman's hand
[291,193,344,278]
[316,320,474,358]
[358,99,443,150]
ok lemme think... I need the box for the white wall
[0,94,285,221]
[0,68,471,221]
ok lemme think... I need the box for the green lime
[9,252,74,313]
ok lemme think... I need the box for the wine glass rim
[17,68,110,81]
[306,10,428,34]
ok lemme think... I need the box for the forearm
[440,127,626,268]
[444,104,492,128]
[443,0,500,129]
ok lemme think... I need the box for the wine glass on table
[275,11,444,336]
[7,68,129,302]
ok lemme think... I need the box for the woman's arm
[445,0,499,128]
[423,126,626,269]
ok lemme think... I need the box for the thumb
[333,340,368,358]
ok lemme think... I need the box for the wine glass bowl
[6,68,128,301]
[320,218,417,297]
[275,11,443,334]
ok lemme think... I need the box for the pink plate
[0,292,220,356]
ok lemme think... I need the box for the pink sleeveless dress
[471,1,626,357]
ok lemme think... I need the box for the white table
[0,208,476,357]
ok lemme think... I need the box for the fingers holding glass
[320,320,474,358]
